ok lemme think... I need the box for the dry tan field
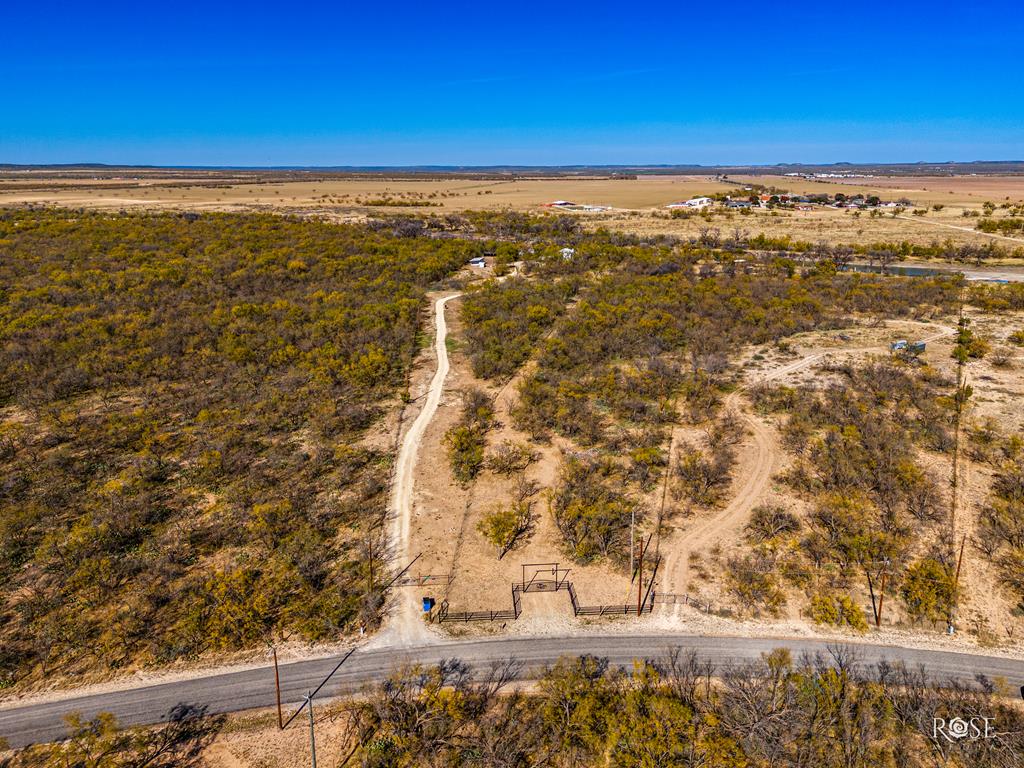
[0,174,732,212]
[4,171,1024,253]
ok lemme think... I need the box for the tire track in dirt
[662,323,953,596]
[894,214,1024,245]
[376,293,461,648]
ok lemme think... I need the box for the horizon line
[3,160,1024,173]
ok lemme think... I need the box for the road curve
[1,634,1021,747]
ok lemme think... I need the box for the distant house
[545,200,609,212]
[560,247,576,261]
[725,200,752,209]
[667,197,713,209]
[468,256,487,268]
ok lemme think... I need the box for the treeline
[977,218,1024,235]
[978,458,1024,612]
[1,704,221,767]
[0,208,474,685]
[738,233,1023,264]
[970,282,1024,312]
[514,264,960,452]
[375,210,686,251]
[340,649,1024,768]
[460,276,578,379]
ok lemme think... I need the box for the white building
[666,197,713,210]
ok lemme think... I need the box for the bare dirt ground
[401,291,633,625]
[374,293,461,648]
[592,206,1024,254]
[0,174,731,214]
[657,314,1024,646]
[400,283,1024,654]
[659,390,776,597]
[660,321,953,597]
[201,705,354,768]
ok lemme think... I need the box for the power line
[281,646,357,730]
[274,646,358,768]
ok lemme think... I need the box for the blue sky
[3,1,1023,166]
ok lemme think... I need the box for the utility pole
[875,570,887,628]
[953,534,967,592]
[367,530,374,597]
[273,647,283,729]
[873,558,891,628]
[949,294,971,634]
[637,539,644,617]
[306,692,317,768]
[949,534,968,632]
[629,508,635,580]
[951,295,970,544]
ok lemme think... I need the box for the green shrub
[443,388,494,484]
[725,553,786,616]
[477,500,534,559]
[486,440,539,476]
[549,456,637,562]
[900,558,956,623]
[809,593,868,631]
[746,504,800,543]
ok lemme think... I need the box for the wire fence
[573,601,655,617]
[652,592,714,613]
[435,575,657,623]
[393,573,455,588]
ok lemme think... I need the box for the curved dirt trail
[663,323,952,595]
[894,214,1024,245]
[375,293,461,648]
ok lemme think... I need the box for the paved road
[2,634,1022,747]
[847,260,1024,283]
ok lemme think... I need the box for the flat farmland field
[0,174,734,212]
[3,170,1024,253]
[602,174,1024,253]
